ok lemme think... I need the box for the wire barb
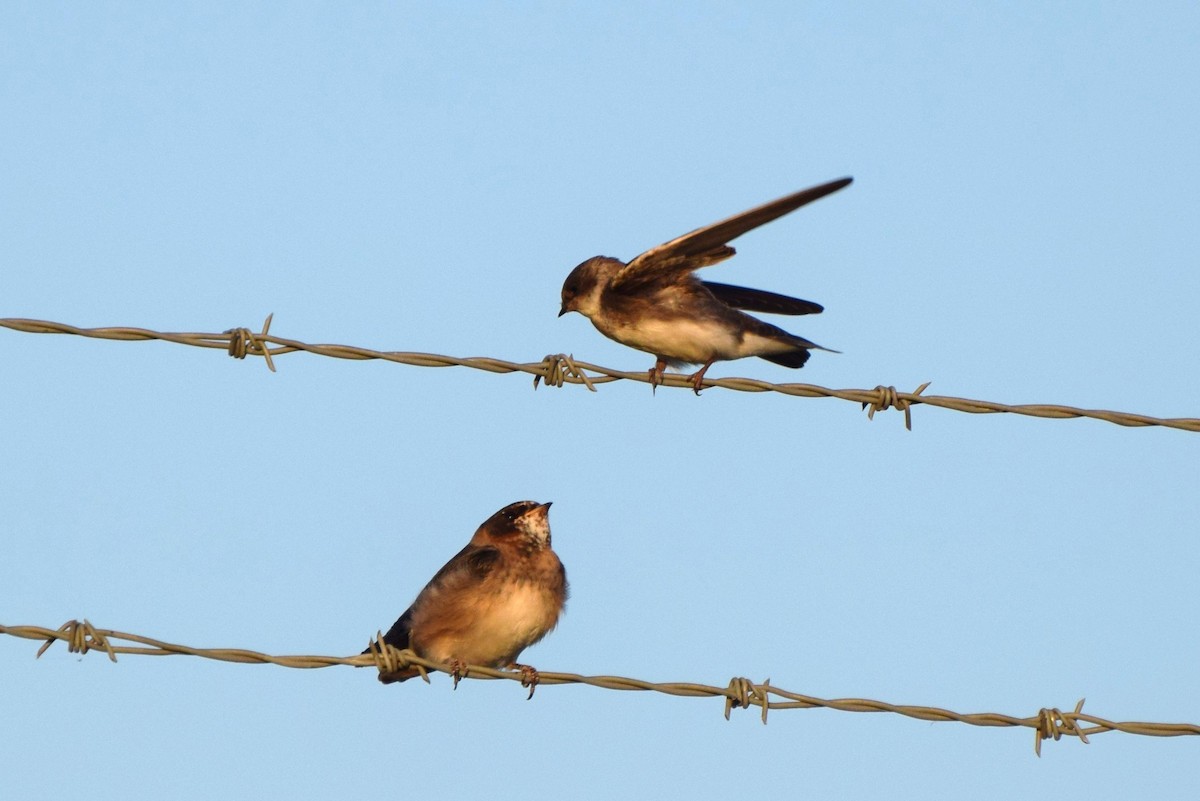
[2,317,1198,433]
[4,620,1197,750]
[223,313,276,372]
[1035,699,1090,757]
[364,636,430,684]
[533,353,597,392]
[723,676,771,724]
[724,676,753,720]
[863,381,932,430]
[34,619,116,662]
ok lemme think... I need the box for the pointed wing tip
[784,176,854,206]
[621,174,856,276]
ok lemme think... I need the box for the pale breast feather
[456,584,560,664]
[611,316,742,363]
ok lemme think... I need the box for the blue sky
[3,3,1197,799]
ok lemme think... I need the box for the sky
[2,3,1198,799]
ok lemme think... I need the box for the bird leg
[648,358,668,394]
[447,658,468,690]
[513,663,540,700]
[687,359,715,395]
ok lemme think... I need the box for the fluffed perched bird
[559,176,852,393]
[366,500,567,696]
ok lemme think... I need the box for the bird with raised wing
[559,176,851,393]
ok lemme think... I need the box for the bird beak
[557,305,568,317]
[526,501,552,519]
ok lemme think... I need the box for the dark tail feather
[377,669,413,685]
[760,336,841,368]
[365,610,420,684]
[760,349,812,369]
[362,615,411,654]
[363,609,418,682]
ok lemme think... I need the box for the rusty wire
[2,317,1196,432]
[3,620,1197,755]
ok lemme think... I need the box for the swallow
[367,500,567,697]
[559,176,852,394]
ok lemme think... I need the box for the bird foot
[513,663,540,700]
[648,359,668,394]
[687,360,714,395]
[448,658,468,690]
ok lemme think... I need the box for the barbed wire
[1,316,1197,433]
[3,620,1197,756]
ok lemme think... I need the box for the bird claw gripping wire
[512,663,541,700]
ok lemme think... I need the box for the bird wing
[702,281,824,315]
[374,544,501,651]
[612,177,852,289]
[428,543,502,587]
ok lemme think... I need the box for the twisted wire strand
[4,620,1197,755]
[2,317,1196,432]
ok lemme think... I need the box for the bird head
[475,500,554,550]
[559,256,621,319]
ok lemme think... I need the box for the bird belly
[415,583,559,667]
[607,316,741,364]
